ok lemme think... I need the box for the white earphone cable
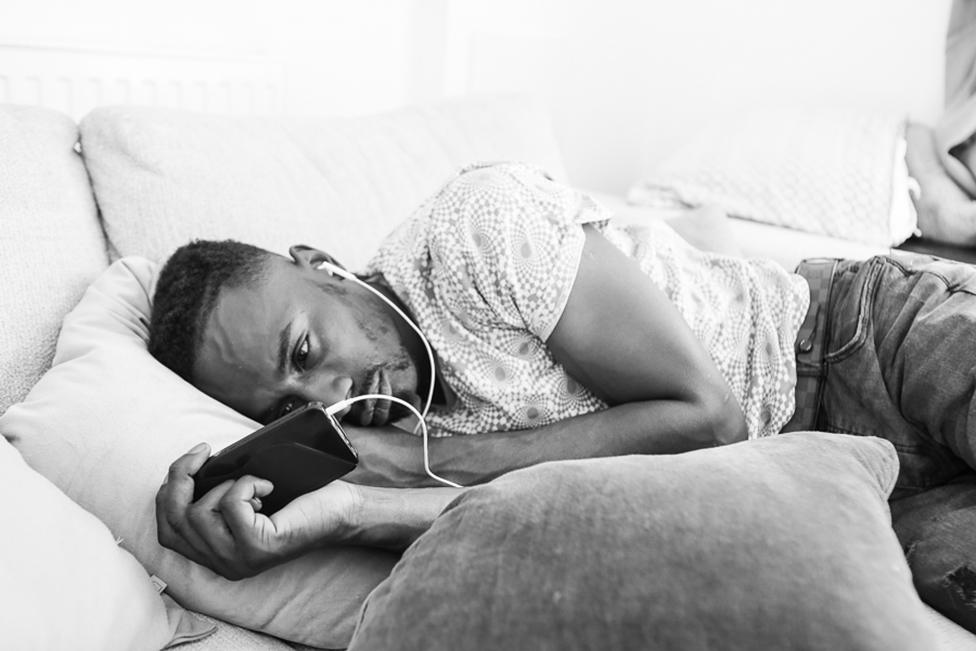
[318,263,436,425]
[316,261,455,487]
[325,394,462,488]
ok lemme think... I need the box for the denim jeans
[788,251,976,631]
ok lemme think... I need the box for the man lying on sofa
[152,162,976,618]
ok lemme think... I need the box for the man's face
[193,252,421,426]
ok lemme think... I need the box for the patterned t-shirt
[366,162,809,439]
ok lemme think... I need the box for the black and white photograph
[1,1,975,649]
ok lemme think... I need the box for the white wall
[443,0,955,192]
[0,0,425,116]
[0,0,957,192]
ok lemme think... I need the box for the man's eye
[294,336,310,369]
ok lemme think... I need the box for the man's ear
[289,244,345,272]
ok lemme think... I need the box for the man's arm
[156,443,463,579]
[346,224,747,488]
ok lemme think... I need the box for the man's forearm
[346,397,745,488]
[431,398,743,483]
[338,485,464,549]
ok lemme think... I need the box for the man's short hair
[149,239,272,382]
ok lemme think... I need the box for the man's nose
[300,373,354,411]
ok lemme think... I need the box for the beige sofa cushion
[0,105,108,415]
[79,94,567,271]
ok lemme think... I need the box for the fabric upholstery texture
[627,108,912,247]
[349,432,937,651]
[0,435,173,651]
[178,613,299,651]
[79,94,566,271]
[0,257,399,649]
[0,105,108,415]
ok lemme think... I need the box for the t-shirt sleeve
[426,162,614,340]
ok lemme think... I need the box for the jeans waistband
[782,258,838,433]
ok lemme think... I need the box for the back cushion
[79,94,566,270]
[0,105,108,415]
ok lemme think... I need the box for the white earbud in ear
[317,260,357,281]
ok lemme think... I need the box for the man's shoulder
[369,160,565,276]
[440,161,551,200]
[455,160,551,180]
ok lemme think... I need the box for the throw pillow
[627,108,915,247]
[349,432,937,651]
[0,257,399,649]
[0,435,173,650]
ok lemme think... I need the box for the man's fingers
[156,443,232,571]
[156,485,222,571]
[162,442,211,501]
[194,477,236,510]
[158,443,211,527]
[186,480,240,564]
[169,442,212,477]
[154,448,287,580]
[361,372,380,426]
[219,476,276,542]
[191,478,237,537]
[374,372,392,424]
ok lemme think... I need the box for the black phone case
[193,402,358,515]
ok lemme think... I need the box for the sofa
[1,94,975,650]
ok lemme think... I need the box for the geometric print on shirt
[367,162,808,439]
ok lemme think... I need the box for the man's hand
[155,443,359,580]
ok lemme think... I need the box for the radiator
[0,42,284,120]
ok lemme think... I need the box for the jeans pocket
[824,257,886,362]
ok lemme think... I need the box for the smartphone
[193,402,358,515]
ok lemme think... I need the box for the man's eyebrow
[277,321,294,377]
[254,322,294,424]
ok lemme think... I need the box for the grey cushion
[349,432,937,651]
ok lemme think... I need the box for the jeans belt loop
[784,258,838,432]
